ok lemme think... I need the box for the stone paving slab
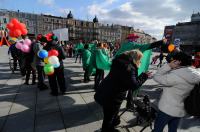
[36,112,65,132]
[2,110,34,132]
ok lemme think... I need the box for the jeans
[153,110,180,132]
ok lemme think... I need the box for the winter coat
[153,64,200,117]
[94,54,148,107]
[44,40,66,67]
[32,42,45,67]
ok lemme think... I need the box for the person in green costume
[74,40,84,63]
[114,34,167,110]
[94,43,107,90]
[82,44,92,83]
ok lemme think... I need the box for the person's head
[84,44,89,49]
[124,49,143,68]
[173,51,192,66]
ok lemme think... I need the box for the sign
[53,28,69,41]
[174,38,181,47]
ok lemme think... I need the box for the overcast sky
[0,0,200,39]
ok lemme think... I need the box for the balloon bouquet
[6,18,32,53]
[38,49,60,75]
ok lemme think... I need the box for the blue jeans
[153,111,180,132]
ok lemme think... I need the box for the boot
[32,74,36,85]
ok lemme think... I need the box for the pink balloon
[21,44,30,53]
[15,42,22,49]
[24,39,32,46]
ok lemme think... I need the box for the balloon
[19,23,26,30]
[38,50,48,59]
[15,42,23,49]
[168,44,175,52]
[44,57,49,64]
[48,56,59,65]
[21,44,30,53]
[6,23,14,30]
[21,28,28,35]
[48,49,59,57]
[13,29,22,37]
[11,18,19,25]
[53,62,60,68]
[44,64,54,75]
[24,39,32,46]
[9,32,15,37]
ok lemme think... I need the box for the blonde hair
[124,49,143,67]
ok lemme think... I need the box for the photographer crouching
[94,49,151,132]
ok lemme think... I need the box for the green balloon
[44,64,54,74]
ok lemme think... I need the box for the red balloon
[18,23,26,30]
[13,29,22,37]
[21,28,28,35]
[20,23,26,28]
[11,18,20,25]
[9,31,15,37]
[48,49,59,57]
[6,23,14,30]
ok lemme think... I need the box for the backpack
[184,82,200,117]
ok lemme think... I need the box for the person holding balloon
[44,35,67,96]
[22,39,36,85]
[32,35,49,90]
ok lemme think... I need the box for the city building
[0,9,155,44]
[164,13,200,53]
[99,24,121,42]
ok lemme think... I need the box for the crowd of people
[7,33,200,132]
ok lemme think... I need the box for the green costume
[82,49,92,69]
[74,43,84,55]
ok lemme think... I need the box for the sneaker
[113,116,121,127]
[31,82,36,85]
[24,82,29,85]
[50,92,58,96]
[126,103,135,112]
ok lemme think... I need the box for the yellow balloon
[44,57,49,64]
[168,44,175,52]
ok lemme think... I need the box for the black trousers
[126,89,135,108]
[94,68,104,89]
[36,65,47,89]
[25,66,36,84]
[84,67,90,82]
[75,53,82,63]
[102,104,120,132]
[13,57,18,70]
[48,66,66,94]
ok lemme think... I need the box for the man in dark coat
[44,36,67,96]
[32,35,49,90]
[94,50,150,132]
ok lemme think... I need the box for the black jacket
[94,54,148,106]
[44,40,66,67]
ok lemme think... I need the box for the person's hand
[145,71,153,78]
[169,60,181,69]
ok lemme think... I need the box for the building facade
[164,13,200,53]
[0,9,155,43]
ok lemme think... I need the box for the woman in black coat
[94,49,150,132]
